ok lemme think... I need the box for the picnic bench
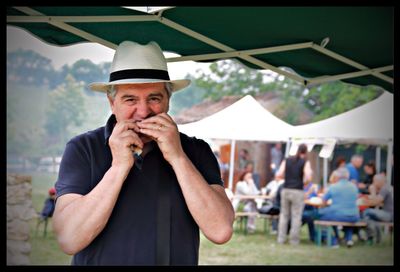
[314,220,367,246]
[235,212,279,235]
[376,221,394,245]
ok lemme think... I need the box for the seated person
[259,181,284,234]
[359,161,376,194]
[303,178,319,242]
[233,171,260,233]
[318,167,360,247]
[259,174,284,211]
[242,162,261,190]
[262,174,284,199]
[362,174,393,244]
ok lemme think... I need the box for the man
[346,154,364,189]
[238,148,252,170]
[318,167,360,247]
[362,174,393,244]
[53,41,234,265]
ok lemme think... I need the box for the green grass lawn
[26,172,393,265]
[30,221,73,265]
[199,221,394,265]
[28,171,73,265]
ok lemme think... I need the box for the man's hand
[137,113,183,164]
[108,120,143,171]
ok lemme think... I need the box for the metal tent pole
[228,139,236,191]
[323,157,328,190]
[386,141,393,185]
[376,146,381,173]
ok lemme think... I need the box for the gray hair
[107,82,173,100]
[351,154,363,161]
[373,173,386,183]
[107,85,117,99]
[333,167,350,180]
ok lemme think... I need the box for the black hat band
[109,69,170,82]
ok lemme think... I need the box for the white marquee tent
[178,95,294,142]
[292,92,393,144]
[178,95,294,190]
[291,92,393,185]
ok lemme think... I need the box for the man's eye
[149,97,161,103]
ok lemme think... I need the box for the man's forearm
[170,153,234,244]
[53,166,129,255]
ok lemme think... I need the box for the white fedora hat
[89,41,190,93]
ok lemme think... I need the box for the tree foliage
[7,49,110,92]
[304,81,383,121]
[44,75,87,155]
[7,49,58,88]
[194,59,277,101]
[169,74,207,116]
[193,58,383,124]
[68,60,111,95]
[7,84,48,157]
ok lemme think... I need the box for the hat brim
[89,78,191,93]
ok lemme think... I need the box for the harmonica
[130,145,143,156]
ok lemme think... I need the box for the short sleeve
[55,138,92,200]
[322,189,332,202]
[184,136,224,187]
[378,186,389,200]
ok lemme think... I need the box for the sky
[6,25,211,79]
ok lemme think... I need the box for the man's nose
[134,101,152,119]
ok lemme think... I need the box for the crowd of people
[225,144,393,248]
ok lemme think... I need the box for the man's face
[373,177,382,190]
[355,157,364,168]
[108,82,170,143]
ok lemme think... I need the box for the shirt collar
[104,114,117,145]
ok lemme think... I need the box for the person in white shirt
[233,171,260,233]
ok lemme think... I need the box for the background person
[238,148,253,170]
[276,143,312,245]
[329,156,347,185]
[346,154,364,190]
[362,174,393,244]
[259,175,284,235]
[359,160,376,194]
[302,178,318,242]
[318,167,360,247]
[233,171,260,233]
[243,161,261,190]
[39,187,56,220]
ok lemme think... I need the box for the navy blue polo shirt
[55,115,223,265]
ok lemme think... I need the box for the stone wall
[7,174,37,265]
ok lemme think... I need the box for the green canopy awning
[7,6,394,92]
